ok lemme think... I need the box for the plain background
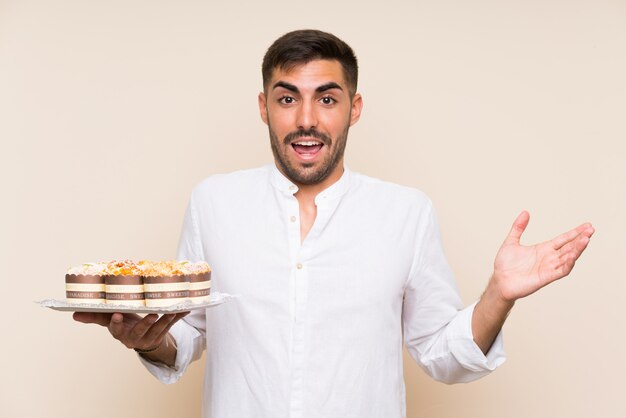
[2,0,625,417]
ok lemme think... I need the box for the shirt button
[290,216,297,222]
[289,185,296,191]
[296,263,303,269]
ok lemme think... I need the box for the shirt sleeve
[402,201,506,384]
[138,192,208,383]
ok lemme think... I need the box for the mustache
[283,129,331,145]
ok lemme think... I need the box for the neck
[274,158,345,200]
[291,166,343,244]
[294,166,344,202]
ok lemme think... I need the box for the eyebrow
[315,82,343,93]
[272,81,344,94]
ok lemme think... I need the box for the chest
[197,191,417,308]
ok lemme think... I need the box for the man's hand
[491,211,595,303]
[472,211,594,354]
[73,311,189,366]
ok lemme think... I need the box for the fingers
[74,309,190,352]
[556,230,593,266]
[504,211,530,245]
[537,228,594,284]
[154,312,190,342]
[551,223,595,250]
[139,312,189,350]
[108,313,155,348]
[134,314,171,344]
[109,312,189,350]
[107,312,133,342]
[73,312,113,327]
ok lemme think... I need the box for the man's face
[258,59,362,188]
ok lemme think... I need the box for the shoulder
[349,170,433,211]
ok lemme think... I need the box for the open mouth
[292,140,324,157]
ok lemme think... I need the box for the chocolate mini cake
[140,260,189,307]
[65,262,106,304]
[104,260,145,307]
[185,261,212,304]
[143,275,190,307]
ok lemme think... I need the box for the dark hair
[262,29,358,97]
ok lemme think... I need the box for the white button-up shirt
[141,165,505,418]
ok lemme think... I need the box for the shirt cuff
[138,320,203,384]
[447,301,506,376]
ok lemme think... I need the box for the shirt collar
[269,163,352,203]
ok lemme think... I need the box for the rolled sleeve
[403,201,506,384]
[446,301,506,378]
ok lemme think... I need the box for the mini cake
[65,259,212,307]
[184,261,212,304]
[104,260,145,307]
[65,262,107,304]
[140,260,190,308]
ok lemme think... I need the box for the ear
[349,93,363,126]
[258,92,269,125]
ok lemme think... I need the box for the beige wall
[2,0,624,417]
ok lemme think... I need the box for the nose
[296,100,318,131]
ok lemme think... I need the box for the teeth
[294,141,321,146]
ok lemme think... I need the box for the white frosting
[181,261,210,275]
[67,262,107,275]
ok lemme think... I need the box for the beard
[268,123,350,186]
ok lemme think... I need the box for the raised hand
[472,211,594,353]
[491,211,595,303]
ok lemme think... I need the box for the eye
[320,96,336,105]
[279,96,296,105]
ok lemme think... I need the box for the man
[74,29,594,417]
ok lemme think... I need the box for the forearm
[472,277,515,354]
[138,333,178,368]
